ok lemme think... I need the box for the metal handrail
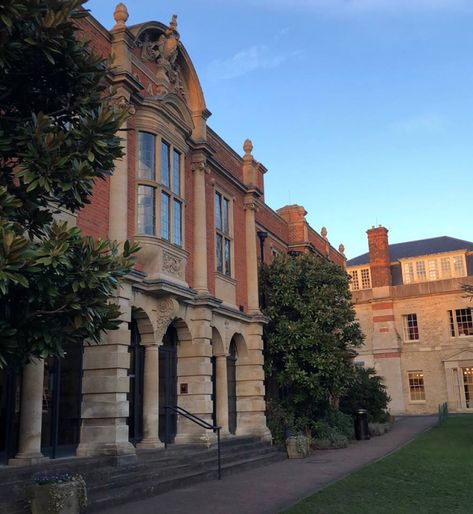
[164,405,222,480]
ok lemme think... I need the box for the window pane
[161,141,170,188]
[161,192,170,240]
[172,149,180,195]
[408,371,425,401]
[223,198,229,234]
[216,234,223,273]
[361,268,371,289]
[137,185,155,235]
[138,132,155,180]
[215,192,222,230]
[404,263,414,284]
[351,270,360,290]
[448,310,455,337]
[403,314,419,341]
[224,238,231,276]
[416,261,427,281]
[172,199,182,246]
[428,260,438,281]
[455,308,473,336]
[453,256,465,277]
[441,258,451,278]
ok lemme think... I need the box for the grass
[286,416,473,514]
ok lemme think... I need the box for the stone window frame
[135,129,185,248]
[402,253,467,285]
[448,308,473,338]
[214,186,235,279]
[407,370,426,403]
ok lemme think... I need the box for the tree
[339,366,390,422]
[0,0,138,367]
[260,253,364,424]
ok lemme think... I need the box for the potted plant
[286,435,310,458]
[30,472,87,514]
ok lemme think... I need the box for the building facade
[347,226,473,415]
[0,4,345,466]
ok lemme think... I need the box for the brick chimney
[367,226,391,287]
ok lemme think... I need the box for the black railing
[164,405,222,480]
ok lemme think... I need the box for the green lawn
[286,416,473,514]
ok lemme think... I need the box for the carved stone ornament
[136,16,185,97]
[155,297,179,341]
[191,158,209,174]
[115,95,136,115]
[163,251,182,277]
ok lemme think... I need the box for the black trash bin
[354,409,370,440]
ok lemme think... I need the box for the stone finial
[243,139,253,156]
[339,243,345,255]
[169,14,178,31]
[113,3,129,30]
[321,226,328,239]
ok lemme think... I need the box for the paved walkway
[100,416,437,514]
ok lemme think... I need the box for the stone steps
[0,437,286,514]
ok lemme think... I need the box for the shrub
[325,410,355,440]
[340,367,391,422]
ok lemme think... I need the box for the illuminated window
[448,309,473,337]
[408,371,425,401]
[136,132,183,246]
[215,191,232,276]
[403,314,419,341]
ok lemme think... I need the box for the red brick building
[1,4,345,469]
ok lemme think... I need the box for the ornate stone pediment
[444,349,473,362]
[136,16,186,98]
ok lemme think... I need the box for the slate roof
[347,236,473,266]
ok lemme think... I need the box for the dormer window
[402,254,467,284]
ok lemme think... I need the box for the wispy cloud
[206,45,302,80]
[390,114,445,135]
[244,0,472,14]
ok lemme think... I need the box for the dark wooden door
[159,326,178,444]
[227,341,237,435]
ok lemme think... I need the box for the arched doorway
[128,320,144,445]
[159,325,178,444]
[227,339,237,435]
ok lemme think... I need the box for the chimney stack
[367,226,391,287]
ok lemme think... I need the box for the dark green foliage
[339,366,391,422]
[0,0,137,367]
[261,253,364,426]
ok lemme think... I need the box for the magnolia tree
[260,253,364,429]
[0,0,138,367]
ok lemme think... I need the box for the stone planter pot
[286,436,309,459]
[31,481,83,514]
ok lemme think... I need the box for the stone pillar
[76,284,136,461]
[244,196,260,314]
[9,359,48,466]
[235,324,271,440]
[175,307,214,444]
[138,341,163,449]
[241,139,261,315]
[215,354,229,434]
[191,153,209,294]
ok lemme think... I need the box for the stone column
[215,354,229,434]
[191,153,209,295]
[138,342,164,449]
[9,359,48,466]
[175,306,215,444]
[235,324,271,440]
[76,284,136,461]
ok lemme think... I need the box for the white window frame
[349,267,371,291]
[402,254,467,284]
[215,189,233,277]
[448,308,473,338]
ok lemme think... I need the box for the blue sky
[87,0,473,258]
